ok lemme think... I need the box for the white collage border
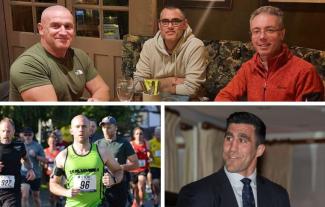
[3,101,325,207]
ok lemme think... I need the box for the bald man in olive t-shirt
[10,43,97,101]
[9,5,109,101]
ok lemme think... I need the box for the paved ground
[27,187,52,207]
[26,186,157,207]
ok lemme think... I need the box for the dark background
[164,0,325,50]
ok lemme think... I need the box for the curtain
[291,143,325,207]
[165,110,181,193]
[197,124,225,179]
[180,127,195,187]
[260,143,293,195]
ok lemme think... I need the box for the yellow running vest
[64,144,104,207]
[149,137,161,168]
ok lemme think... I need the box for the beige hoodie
[134,26,207,96]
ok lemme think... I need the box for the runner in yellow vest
[49,115,123,207]
[148,127,161,207]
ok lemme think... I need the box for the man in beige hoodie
[134,6,207,97]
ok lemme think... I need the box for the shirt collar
[253,44,293,74]
[105,136,117,143]
[224,166,257,187]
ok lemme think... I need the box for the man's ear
[183,19,188,29]
[38,23,44,35]
[11,129,15,138]
[256,144,265,158]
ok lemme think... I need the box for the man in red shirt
[215,6,324,101]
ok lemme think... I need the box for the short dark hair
[160,5,186,19]
[226,112,266,146]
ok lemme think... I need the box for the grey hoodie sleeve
[134,41,152,91]
[175,42,208,96]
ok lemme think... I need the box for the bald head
[0,118,15,144]
[70,115,90,142]
[41,5,73,24]
[38,5,74,58]
[0,118,15,128]
[71,115,90,126]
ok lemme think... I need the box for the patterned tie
[241,178,255,207]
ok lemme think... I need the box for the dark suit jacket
[177,168,291,207]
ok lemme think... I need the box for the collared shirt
[224,166,258,207]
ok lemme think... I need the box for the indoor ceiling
[168,105,325,140]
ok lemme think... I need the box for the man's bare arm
[86,75,110,101]
[121,154,139,172]
[99,146,123,185]
[21,154,33,170]
[21,85,58,101]
[49,149,80,198]
[21,154,35,180]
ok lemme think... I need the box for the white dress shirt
[224,166,258,207]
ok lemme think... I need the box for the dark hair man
[177,112,291,207]
[95,116,139,207]
[134,6,207,97]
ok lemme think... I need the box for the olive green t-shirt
[9,43,98,101]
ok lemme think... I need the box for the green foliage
[60,125,73,143]
[0,105,154,140]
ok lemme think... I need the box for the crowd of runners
[0,115,161,207]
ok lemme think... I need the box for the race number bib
[138,159,146,167]
[0,175,15,189]
[155,150,161,157]
[73,175,96,192]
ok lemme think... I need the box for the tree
[0,105,158,141]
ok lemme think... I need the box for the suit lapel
[256,175,268,207]
[217,169,240,207]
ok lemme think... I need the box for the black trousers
[102,180,128,207]
[0,189,21,207]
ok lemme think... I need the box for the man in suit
[177,112,291,207]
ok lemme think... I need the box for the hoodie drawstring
[174,53,177,77]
